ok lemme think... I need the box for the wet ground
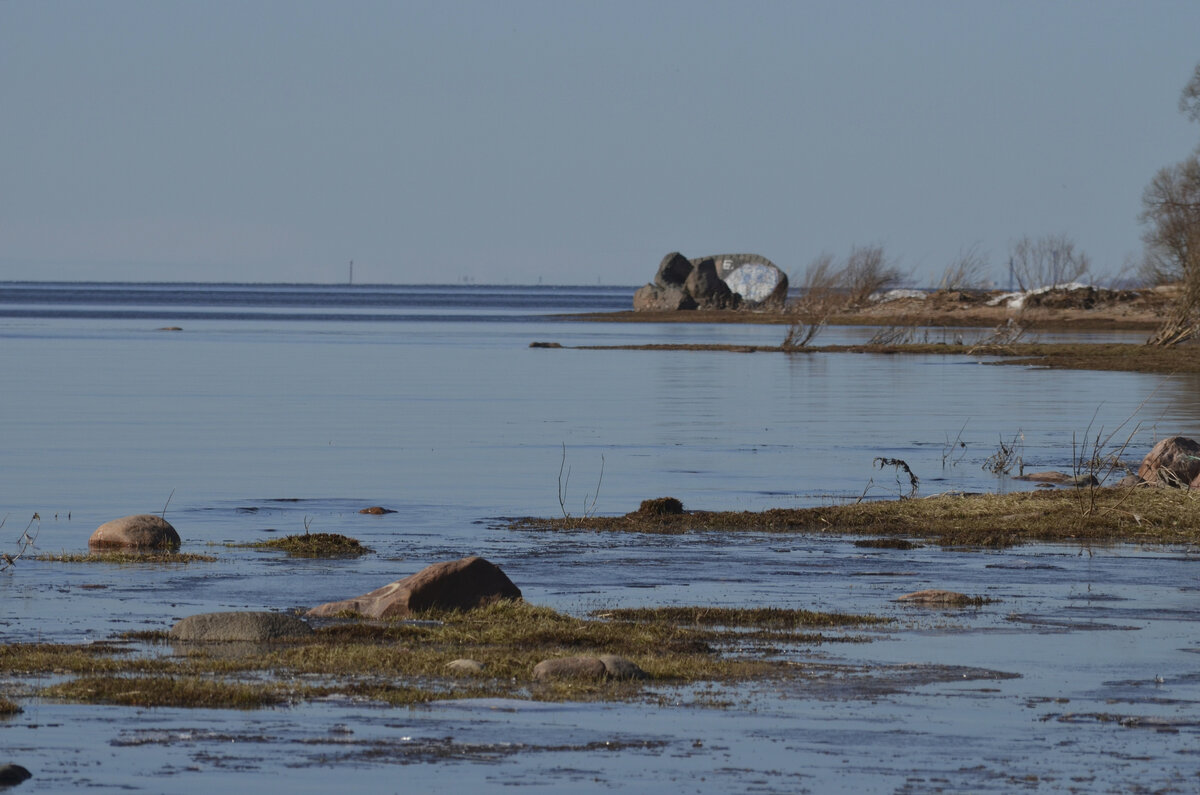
[4,501,1200,793]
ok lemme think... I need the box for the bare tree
[1180,61,1200,124]
[1139,150,1200,286]
[1142,61,1200,345]
[842,244,905,304]
[1008,234,1091,291]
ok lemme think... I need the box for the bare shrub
[983,431,1024,476]
[1008,234,1091,291]
[937,244,990,291]
[781,254,842,350]
[843,245,905,305]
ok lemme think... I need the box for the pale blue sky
[1,1,1197,285]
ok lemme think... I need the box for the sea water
[1,283,1199,793]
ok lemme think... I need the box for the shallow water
[2,284,1199,793]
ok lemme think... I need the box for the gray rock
[0,764,32,785]
[685,259,738,309]
[89,514,180,550]
[599,654,647,680]
[633,284,697,311]
[445,658,486,673]
[654,251,694,288]
[169,611,313,642]
[532,656,608,681]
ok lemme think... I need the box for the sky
[1,1,1198,286]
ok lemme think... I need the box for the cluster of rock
[633,252,788,311]
[160,555,646,683]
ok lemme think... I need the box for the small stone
[532,656,608,681]
[89,514,180,550]
[169,611,313,642]
[445,659,486,673]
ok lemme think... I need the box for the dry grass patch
[5,601,887,710]
[239,532,371,557]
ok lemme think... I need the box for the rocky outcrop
[634,251,788,311]
[306,556,522,619]
[89,514,180,550]
[532,655,647,681]
[1137,437,1200,487]
[169,611,313,642]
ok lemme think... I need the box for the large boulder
[654,251,694,288]
[306,556,522,619]
[169,611,313,642]
[1137,436,1200,487]
[721,261,789,308]
[685,259,739,309]
[89,514,180,550]
[633,284,697,311]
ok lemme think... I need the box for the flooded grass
[0,601,888,710]
[237,532,372,557]
[34,551,218,563]
[511,487,1200,548]
[0,696,21,716]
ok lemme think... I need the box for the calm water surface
[2,283,1199,793]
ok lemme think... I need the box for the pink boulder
[89,514,180,550]
[306,556,521,619]
[1137,437,1200,487]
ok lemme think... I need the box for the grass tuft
[238,533,371,557]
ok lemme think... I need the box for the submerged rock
[1014,471,1099,486]
[305,556,522,619]
[896,589,979,607]
[532,655,647,681]
[169,611,313,642]
[1137,436,1200,487]
[358,506,396,515]
[532,656,608,681]
[88,514,180,550]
